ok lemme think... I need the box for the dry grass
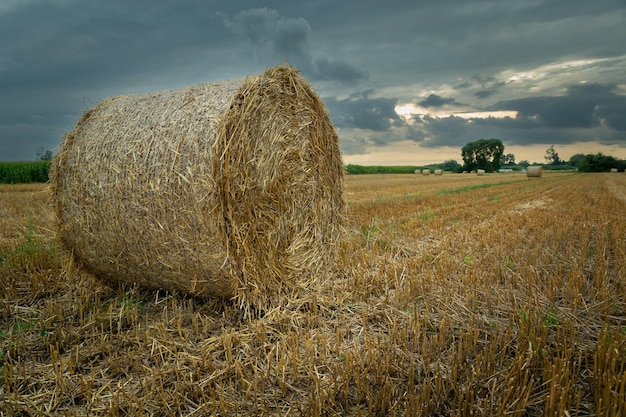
[1,172,625,416]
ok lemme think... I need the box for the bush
[345,164,424,174]
[0,161,51,183]
[577,153,626,172]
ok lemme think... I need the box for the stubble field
[1,172,625,416]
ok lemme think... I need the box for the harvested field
[1,172,625,416]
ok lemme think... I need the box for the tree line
[461,139,626,173]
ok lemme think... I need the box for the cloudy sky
[1,0,625,165]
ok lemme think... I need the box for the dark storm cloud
[220,7,367,85]
[410,115,475,148]
[0,1,231,93]
[418,94,459,108]
[491,83,626,131]
[408,83,626,149]
[324,94,400,132]
[455,75,507,99]
[221,8,312,63]
[0,0,625,161]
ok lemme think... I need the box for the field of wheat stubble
[1,172,624,416]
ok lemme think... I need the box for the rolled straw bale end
[215,65,345,310]
[422,169,431,175]
[526,166,543,177]
[414,169,420,174]
[51,65,344,312]
[610,168,618,173]
[434,169,443,175]
[477,169,486,176]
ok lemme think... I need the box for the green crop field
[1,172,625,416]
[0,161,51,184]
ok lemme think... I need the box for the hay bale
[526,166,543,177]
[414,169,420,174]
[422,169,430,175]
[434,169,443,175]
[477,169,486,176]
[610,168,618,173]
[50,65,344,310]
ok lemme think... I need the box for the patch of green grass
[543,308,559,330]
[504,256,516,271]
[436,180,518,195]
[412,208,436,222]
[2,218,58,270]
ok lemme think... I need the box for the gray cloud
[418,94,459,108]
[324,94,400,132]
[491,83,626,130]
[0,0,625,161]
[221,8,311,63]
[401,83,626,150]
[220,7,367,85]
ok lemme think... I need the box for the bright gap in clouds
[395,104,517,120]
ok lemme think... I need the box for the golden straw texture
[50,65,344,310]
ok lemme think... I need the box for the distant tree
[544,145,560,165]
[36,146,53,161]
[568,153,586,167]
[518,160,530,168]
[578,153,625,172]
[441,159,461,172]
[500,153,516,166]
[461,138,505,172]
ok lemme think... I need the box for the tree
[501,153,516,166]
[544,145,560,165]
[440,159,461,172]
[568,153,585,167]
[36,146,53,161]
[519,160,530,168]
[461,138,505,172]
[578,153,625,172]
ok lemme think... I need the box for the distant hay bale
[470,170,476,174]
[462,171,468,174]
[434,169,443,175]
[610,168,618,173]
[526,166,543,177]
[414,169,420,174]
[50,65,344,310]
[477,169,486,176]
[422,169,430,175]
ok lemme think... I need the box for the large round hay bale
[422,169,430,175]
[50,65,344,310]
[610,168,618,173]
[434,169,443,175]
[477,169,486,176]
[526,166,543,177]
